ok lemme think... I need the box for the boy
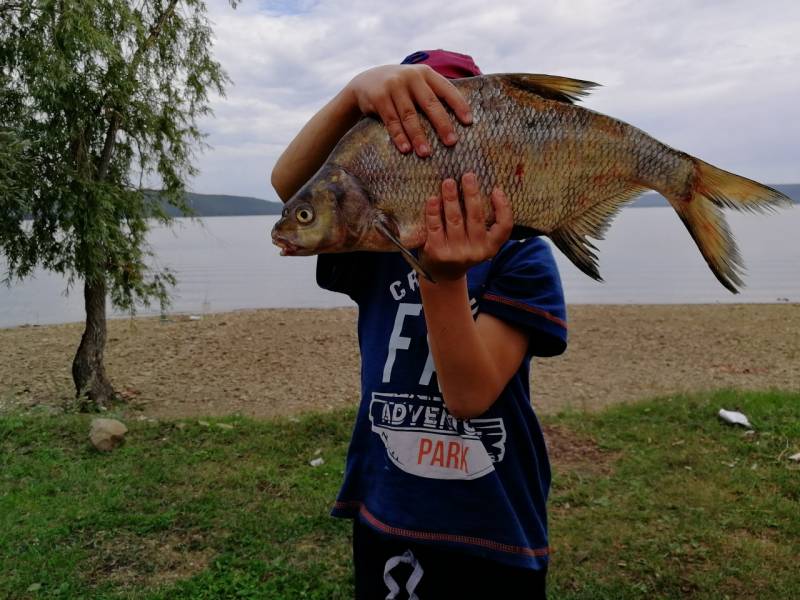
[272,50,566,599]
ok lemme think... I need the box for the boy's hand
[346,65,473,157]
[420,173,513,282]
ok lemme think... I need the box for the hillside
[153,191,283,216]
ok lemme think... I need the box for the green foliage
[0,128,34,255]
[0,0,235,311]
[1,390,798,598]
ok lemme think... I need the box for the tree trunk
[72,279,115,411]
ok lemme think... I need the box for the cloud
[190,0,800,198]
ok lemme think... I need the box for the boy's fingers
[424,195,446,248]
[487,187,513,251]
[441,178,464,244]
[392,87,431,157]
[410,77,457,147]
[375,94,412,153]
[462,172,486,242]
[425,70,473,125]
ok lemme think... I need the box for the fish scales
[272,73,791,292]
[344,76,687,236]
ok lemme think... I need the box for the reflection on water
[1,208,797,328]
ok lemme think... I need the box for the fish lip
[271,232,302,256]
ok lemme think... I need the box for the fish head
[271,165,372,255]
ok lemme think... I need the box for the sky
[191,0,800,200]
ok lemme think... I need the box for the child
[272,50,567,599]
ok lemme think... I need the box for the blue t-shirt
[319,238,567,571]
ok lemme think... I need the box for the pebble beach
[1,304,797,419]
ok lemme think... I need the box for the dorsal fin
[502,73,600,104]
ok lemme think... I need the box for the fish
[271,73,791,292]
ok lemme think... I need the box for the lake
[1,208,797,328]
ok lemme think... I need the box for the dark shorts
[352,519,548,599]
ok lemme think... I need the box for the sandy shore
[1,304,797,419]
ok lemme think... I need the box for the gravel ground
[1,304,797,419]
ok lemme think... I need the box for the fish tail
[668,160,791,293]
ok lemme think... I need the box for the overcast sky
[192,0,800,200]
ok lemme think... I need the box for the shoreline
[3,300,797,331]
[1,304,798,419]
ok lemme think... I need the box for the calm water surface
[1,208,797,328]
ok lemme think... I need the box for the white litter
[788,453,800,463]
[310,457,325,467]
[718,409,752,428]
[189,315,202,321]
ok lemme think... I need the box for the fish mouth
[271,231,298,256]
[271,232,310,256]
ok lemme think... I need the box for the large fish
[271,74,791,291]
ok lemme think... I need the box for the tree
[0,0,236,410]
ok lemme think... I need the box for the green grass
[1,390,798,599]
[548,390,800,599]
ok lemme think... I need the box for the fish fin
[374,214,436,283]
[691,159,792,213]
[665,160,791,293]
[550,227,601,281]
[550,185,647,280]
[399,251,435,283]
[502,73,600,104]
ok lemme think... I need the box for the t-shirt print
[369,391,507,480]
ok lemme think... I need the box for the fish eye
[295,206,314,224]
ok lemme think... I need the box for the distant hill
[632,183,800,208]
[149,191,283,217]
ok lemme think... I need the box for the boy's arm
[271,90,361,202]
[419,173,527,420]
[271,64,473,201]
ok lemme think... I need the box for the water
[1,209,797,328]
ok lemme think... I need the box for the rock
[89,418,128,452]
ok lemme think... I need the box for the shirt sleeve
[316,253,377,302]
[478,238,568,357]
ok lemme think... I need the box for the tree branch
[95,0,181,181]
[130,0,180,72]
[97,113,121,181]
[0,2,26,17]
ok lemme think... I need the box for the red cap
[400,49,482,79]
